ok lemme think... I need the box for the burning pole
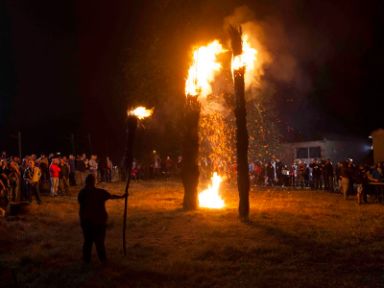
[229,25,250,220]
[182,40,224,210]
[123,106,153,255]
[182,95,201,210]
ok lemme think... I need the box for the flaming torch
[229,25,250,220]
[123,106,153,255]
[182,41,224,210]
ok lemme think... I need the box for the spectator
[339,161,350,200]
[49,158,61,197]
[88,155,98,180]
[59,157,70,195]
[0,160,10,201]
[106,156,113,182]
[165,155,174,178]
[153,151,161,178]
[323,159,334,192]
[78,174,126,264]
[68,154,76,186]
[8,160,21,201]
[23,159,42,204]
[76,154,87,186]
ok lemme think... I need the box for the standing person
[76,154,87,186]
[335,162,343,193]
[78,174,126,264]
[0,160,11,201]
[266,162,274,186]
[281,165,290,187]
[59,157,70,195]
[346,158,356,197]
[275,159,283,186]
[339,161,350,200]
[311,160,321,190]
[88,155,98,180]
[98,157,106,182]
[23,160,42,204]
[153,151,161,178]
[165,156,174,178]
[68,155,77,186]
[39,155,49,182]
[106,156,113,182]
[353,164,370,204]
[290,162,297,187]
[49,158,61,197]
[323,159,334,192]
[176,155,183,176]
[8,160,21,201]
[297,161,305,189]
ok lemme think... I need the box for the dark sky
[1,0,383,158]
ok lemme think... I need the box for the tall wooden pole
[70,133,76,155]
[229,25,250,220]
[182,96,201,210]
[87,133,92,155]
[18,131,22,159]
[122,115,138,256]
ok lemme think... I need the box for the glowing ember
[127,106,153,120]
[231,34,257,73]
[198,172,225,209]
[185,40,225,98]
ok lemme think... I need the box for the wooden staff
[122,115,138,256]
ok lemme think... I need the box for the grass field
[1,179,384,288]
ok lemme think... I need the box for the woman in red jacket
[49,158,61,196]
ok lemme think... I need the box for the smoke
[223,5,313,96]
[224,6,272,93]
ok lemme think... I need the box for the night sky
[1,0,383,159]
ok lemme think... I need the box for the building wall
[279,139,370,164]
[371,129,384,163]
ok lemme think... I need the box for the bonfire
[198,172,225,209]
[182,40,225,210]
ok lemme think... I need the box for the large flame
[127,106,153,120]
[231,34,258,82]
[185,40,225,98]
[198,172,225,209]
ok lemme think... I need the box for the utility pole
[87,133,92,155]
[70,133,76,155]
[18,131,22,159]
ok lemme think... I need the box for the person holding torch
[78,174,126,264]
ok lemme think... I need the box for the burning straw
[182,41,225,210]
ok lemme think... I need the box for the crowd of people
[1,149,383,211]
[0,151,115,208]
[246,158,384,203]
[125,154,384,204]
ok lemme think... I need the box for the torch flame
[127,106,153,120]
[231,34,257,73]
[185,40,225,98]
[198,172,225,209]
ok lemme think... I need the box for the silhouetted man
[78,174,126,263]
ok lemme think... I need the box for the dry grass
[1,179,384,288]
